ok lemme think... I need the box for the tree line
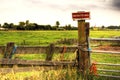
[0,20,120,30]
[0,20,77,30]
[90,25,120,30]
[107,25,120,29]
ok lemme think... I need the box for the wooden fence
[0,38,120,79]
[0,45,120,54]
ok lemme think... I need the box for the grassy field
[0,30,120,80]
[0,52,120,80]
[0,30,120,45]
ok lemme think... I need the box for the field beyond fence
[0,30,120,46]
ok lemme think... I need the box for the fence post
[46,43,55,61]
[3,42,15,59]
[77,20,90,80]
[72,11,90,80]
[85,22,91,66]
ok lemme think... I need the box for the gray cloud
[24,0,120,12]
[112,0,120,10]
[66,1,109,11]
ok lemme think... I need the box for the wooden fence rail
[0,59,75,66]
[0,46,120,54]
[98,69,120,73]
[91,50,120,54]
[0,38,119,54]
[1,59,120,67]
[96,74,120,79]
[90,38,120,42]
[95,63,120,66]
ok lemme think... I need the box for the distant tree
[117,25,120,29]
[12,25,18,30]
[51,26,57,30]
[25,20,29,26]
[45,25,52,30]
[17,21,25,30]
[33,23,39,30]
[56,21,60,28]
[2,22,15,30]
[107,25,119,29]
[25,20,30,30]
[101,25,105,29]
[64,25,67,30]
[28,23,36,30]
[90,27,94,30]
[71,27,78,30]
[3,22,9,28]
[9,23,14,29]
[67,24,72,30]
[65,24,72,30]
[19,22,25,26]
[24,23,36,30]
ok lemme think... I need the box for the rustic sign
[72,11,90,20]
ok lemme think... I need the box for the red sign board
[72,11,90,20]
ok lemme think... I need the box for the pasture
[0,30,120,80]
[0,30,120,45]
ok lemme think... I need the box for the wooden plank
[0,45,120,54]
[90,38,120,42]
[97,74,120,79]
[98,69,120,73]
[1,45,120,54]
[91,50,120,54]
[95,63,120,66]
[0,59,75,66]
[16,46,48,54]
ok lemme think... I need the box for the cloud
[65,0,110,12]
[0,0,120,26]
[112,0,120,10]
[22,0,113,12]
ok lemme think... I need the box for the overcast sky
[0,0,120,27]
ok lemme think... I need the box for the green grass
[0,53,120,80]
[90,30,120,38]
[0,30,120,80]
[91,53,120,64]
[0,30,120,45]
[14,54,46,60]
[0,68,78,80]
[0,31,77,45]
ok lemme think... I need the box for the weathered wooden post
[3,42,15,59]
[85,22,91,66]
[46,43,55,61]
[2,42,16,67]
[72,11,90,80]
